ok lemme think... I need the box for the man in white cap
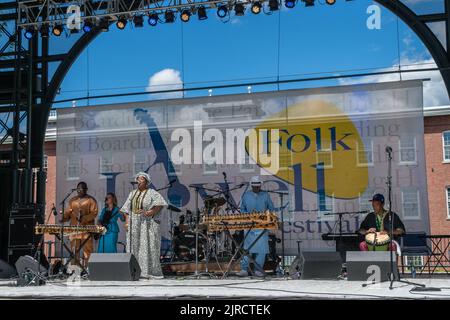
[237,175,274,277]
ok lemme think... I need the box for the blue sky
[42,0,448,108]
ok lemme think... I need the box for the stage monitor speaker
[88,253,141,281]
[15,255,48,277]
[346,251,398,282]
[0,259,16,279]
[298,251,342,280]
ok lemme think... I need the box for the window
[447,187,450,219]
[318,194,335,221]
[399,136,416,164]
[240,152,255,173]
[134,151,147,174]
[67,156,80,180]
[402,188,420,219]
[359,188,375,212]
[316,140,333,169]
[443,131,450,162]
[357,138,373,166]
[43,154,48,171]
[99,153,113,174]
[203,162,218,175]
[168,159,182,176]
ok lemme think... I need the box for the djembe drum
[365,232,390,251]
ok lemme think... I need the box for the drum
[172,231,206,261]
[365,232,390,251]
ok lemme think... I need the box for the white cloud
[339,57,449,107]
[146,68,183,100]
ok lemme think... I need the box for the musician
[97,192,126,253]
[62,181,98,268]
[237,176,274,277]
[358,193,405,251]
[120,172,167,279]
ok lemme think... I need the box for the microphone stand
[363,147,425,289]
[265,189,288,274]
[58,188,75,277]
[385,148,424,290]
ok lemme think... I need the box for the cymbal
[167,205,182,213]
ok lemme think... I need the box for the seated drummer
[358,193,405,251]
[236,176,274,278]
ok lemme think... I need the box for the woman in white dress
[120,172,167,279]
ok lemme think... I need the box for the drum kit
[168,197,238,263]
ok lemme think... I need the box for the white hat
[135,172,151,185]
[250,176,262,186]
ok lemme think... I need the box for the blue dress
[239,191,275,254]
[97,207,125,253]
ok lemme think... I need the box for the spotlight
[52,24,63,37]
[251,2,262,14]
[83,20,94,33]
[180,9,191,22]
[24,27,35,39]
[285,0,296,8]
[269,0,279,11]
[304,0,315,6]
[197,6,208,20]
[234,3,245,16]
[326,0,336,4]
[165,10,175,23]
[116,16,128,30]
[148,13,159,26]
[133,15,144,27]
[217,5,228,18]
[40,25,49,38]
[99,18,109,32]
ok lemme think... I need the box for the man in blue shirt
[237,176,274,277]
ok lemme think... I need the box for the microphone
[51,204,58,216]
[222,172,227,179]
[71,188,77,191]
[130,181,138,185]
[385,146,393,154]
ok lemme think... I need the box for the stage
[1,276,450,299]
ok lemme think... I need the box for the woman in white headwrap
[120,172,167,279]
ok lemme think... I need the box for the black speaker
[346,251,398,282]
[88,253,141,281]
[0,259,16,279]
[297,251,342,280]
[8,215,38,247]
[15,255,48,277]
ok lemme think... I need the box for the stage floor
[1,276,450,299]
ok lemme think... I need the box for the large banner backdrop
[56,80,429,255]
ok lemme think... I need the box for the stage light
[197,6,208,20]
[83,20,94,33]
[285,0,296,8]
[180,10,191,22]
[40,25,49,38]
[148,13,159,26]
[133,15,144,27]
[116,16,128,30]
[251,2,262,14]
[269,0,279,11]
[99,18,109,32]
[234,3,245,16]
[326,0,336,4]
[24,27,35,39]
[304,0,315,6]
[217,5,228,18]
[165,10,175,23]
[52,24,63,36]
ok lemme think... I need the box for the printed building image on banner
[56,80,428,256]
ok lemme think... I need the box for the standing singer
[120,172,167,279]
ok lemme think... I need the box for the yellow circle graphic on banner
[249,99,369,199]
